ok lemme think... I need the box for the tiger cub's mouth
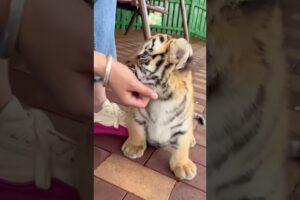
[137,50,151,62]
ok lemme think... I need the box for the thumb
[133,81,158,100]
[127,95,150,108]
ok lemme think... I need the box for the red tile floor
[94,30,206,200]
[282,0,300,199]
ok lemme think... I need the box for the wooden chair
[117,0,190,41]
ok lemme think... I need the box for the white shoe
[94,99,127,128]
[0,97,78,190]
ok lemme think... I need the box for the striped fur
[207,0,287,199]
[122,34,198,180]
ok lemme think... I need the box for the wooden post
[138,0,151,40]
[180,0,189,41]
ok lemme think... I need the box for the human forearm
[94,51,112,77]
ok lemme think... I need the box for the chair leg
[138,0,151,40]
[180,0,189,41]
[125,11,139,35]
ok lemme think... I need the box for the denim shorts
[94,0,117,81]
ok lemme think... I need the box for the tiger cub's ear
[168,38,193,70]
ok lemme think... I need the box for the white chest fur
[134,95,191,146]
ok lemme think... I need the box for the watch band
[0,0,26,59]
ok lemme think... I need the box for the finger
[106,89,148,108]
[127,95,150,108]
[133,81,158,100]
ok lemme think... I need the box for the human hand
[105,59,158,108]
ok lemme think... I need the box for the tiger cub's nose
[138,51,150,59]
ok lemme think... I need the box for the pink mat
[93,122,128,136]
[0,178,80,200]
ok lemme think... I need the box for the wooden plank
[195,103,205,113]
[194,83,206,90]
[116,9,120,29]
[177,3,183,36]
[173,3,179,35]
[190,6,195,35]
[183,2,191,37]
[195,8,201,36]
[150,25,182,31]
[197,73,206,79]
[167,2,174,34]
[188,0,195,37]
[194,92,206,100]
[159,0,164,33]
[202,11,206,38]
[162,0,168,34]
[193,7,199,36]
[126,10,131,29]
[193,77,204,83]
[137,15,142,30]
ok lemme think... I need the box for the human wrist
[94,51,107,77]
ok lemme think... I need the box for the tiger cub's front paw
[170,159,197,180]
[122,140,146,159]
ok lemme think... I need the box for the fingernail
[152,92,158,99]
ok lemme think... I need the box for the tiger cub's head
[127,34,193,96]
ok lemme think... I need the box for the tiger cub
[207,0,287,199]
[122,34,197,180]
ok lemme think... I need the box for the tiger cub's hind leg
[170,128,197,180]
[122,114,147,159]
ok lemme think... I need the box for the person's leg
[93,0,128,129]
[94,0,117,57]
[0,59,13,110]
[94,0,117,112]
